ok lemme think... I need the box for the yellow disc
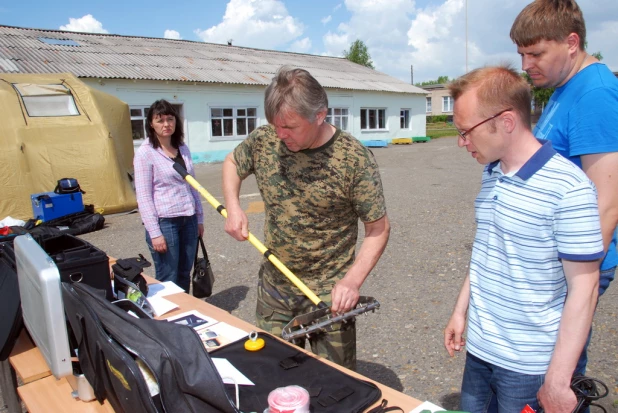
[244,337,265,351]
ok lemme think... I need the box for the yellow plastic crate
[391,138,413,145]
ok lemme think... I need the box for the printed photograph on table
[194,322,248,351]
[166,310,218,329]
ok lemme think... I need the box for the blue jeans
[461,352,544,413]
[575,266,616,375]
[145,215,198,293]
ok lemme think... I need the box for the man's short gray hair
[264,65,329,124]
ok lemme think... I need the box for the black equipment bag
[211,332,382,413]
[27,225,65,244]
[192,236,215,298]
[54,177,85,194]
[36,206,105,237]
[0,242,23,361]
[62,282,240,413]
[112,254,151,297]
[62,282,156,412]
[40,234,113,300]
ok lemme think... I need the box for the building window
[130,107,148,141]
[326,107,349,130]
[400,109,410,129]
[360,108,386,130]
[442,96,453,113]
[130,104,182,141]
[13,83,79,117]
[211,107,257,138]
[426,97,432,113]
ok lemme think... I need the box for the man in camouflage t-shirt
[222,66,390,370]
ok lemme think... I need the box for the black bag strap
[195,236,210,265]
[367,399,404,413]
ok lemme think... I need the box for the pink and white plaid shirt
[134,141,203,239]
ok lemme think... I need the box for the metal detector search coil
[173,162,380,341]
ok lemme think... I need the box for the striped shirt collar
[487,139,556,181]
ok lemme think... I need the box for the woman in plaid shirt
[134,100,204,292]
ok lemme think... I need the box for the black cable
[570,374,608,413]
[536,374,608,413]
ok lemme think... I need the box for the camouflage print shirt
[233,125,387,296]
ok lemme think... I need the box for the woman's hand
[198,224,204,238]
[151,235,167,253]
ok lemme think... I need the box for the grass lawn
[426,121,457,139]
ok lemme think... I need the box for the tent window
[13,84,79,117]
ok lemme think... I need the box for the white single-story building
[0,25,428,163]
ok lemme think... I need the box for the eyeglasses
[457,108,513,141]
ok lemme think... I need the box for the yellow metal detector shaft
[174,163,327,309]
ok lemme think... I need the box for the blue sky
[2,0,617,83]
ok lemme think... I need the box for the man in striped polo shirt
[443,65,604,413]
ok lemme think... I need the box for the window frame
[360,108,387,131]
[426,97,432,113]
[130,103,183,143]
[209,105,258,141]
[325,107,350,131]
[400,109,411,129]
[13,83,80,118]
[442,96,453,113]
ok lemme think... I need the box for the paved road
[4,137,616,412]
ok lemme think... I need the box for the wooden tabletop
[17,375,115,413]
[10,272,421,412]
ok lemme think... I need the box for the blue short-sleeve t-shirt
[534,63,618,272]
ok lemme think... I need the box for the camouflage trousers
[256,276,357,371]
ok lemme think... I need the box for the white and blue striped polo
[466,140,604,375]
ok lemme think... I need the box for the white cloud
[194,0,304,49]
[59,14,108,34]
[587,19,618,71]
[320,0,417,68]
[164,30,181,40]
[322,31,349,57]
[289,37,312,53]
[313,0,618,83]
[192,0,617,83]
[407,0,465,69]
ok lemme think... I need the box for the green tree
[343,39,374,69]
[415,75,450,87]
[521,72,554,112]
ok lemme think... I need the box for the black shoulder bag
[192,236,215,298]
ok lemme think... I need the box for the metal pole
[411,65,414,84]
[465,0,468,72]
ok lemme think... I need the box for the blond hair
[448,65,531,129]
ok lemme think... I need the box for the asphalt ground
[3,136,616,412]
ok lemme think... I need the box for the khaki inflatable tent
[0,73,137,221]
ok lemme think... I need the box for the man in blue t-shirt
[511,0,618,375]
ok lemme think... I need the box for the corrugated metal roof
[0,25,427,95]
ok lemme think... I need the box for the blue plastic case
[31,192,84,221]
